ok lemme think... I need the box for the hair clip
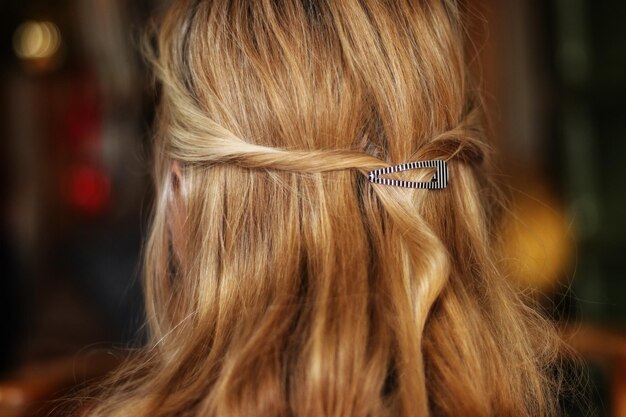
[367,159,448,189]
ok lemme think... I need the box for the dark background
[0,1,625,416]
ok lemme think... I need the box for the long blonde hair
[83,1,563,416]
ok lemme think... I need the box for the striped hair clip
[367,159,448,189]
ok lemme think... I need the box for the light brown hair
[83,1,564,416]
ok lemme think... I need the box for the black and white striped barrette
[367,159,448,189]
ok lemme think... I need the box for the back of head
[86,1,563,416]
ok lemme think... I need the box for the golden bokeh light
[13,21,62,60]
[499,185,574,292]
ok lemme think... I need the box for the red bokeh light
[66,165,110,215]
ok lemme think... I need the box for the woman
[83,1,564,416]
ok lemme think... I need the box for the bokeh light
[13,21,62,60]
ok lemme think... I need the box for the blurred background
[0,0,624,416]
